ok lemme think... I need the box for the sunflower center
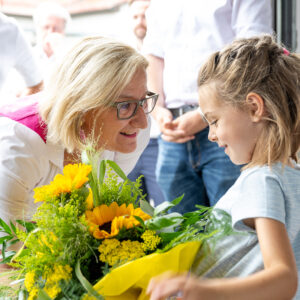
[100,221,112,234]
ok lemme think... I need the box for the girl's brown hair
[197,34,300,167]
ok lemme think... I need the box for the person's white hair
[33,2,71,29]
[39,36,149,153]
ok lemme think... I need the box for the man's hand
[159,109,208,143]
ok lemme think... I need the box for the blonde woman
[0,36,157,224]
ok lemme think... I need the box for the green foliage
[14,202,94,276]
[82,146,146,207]
[0,218,37,265]
[75,260,104,300]
[58,277,90,300]
[144,204,233,253]
[98,166,145,207]
[0,284,18,298]
[115,226,144,241]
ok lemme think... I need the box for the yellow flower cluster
[25,271,38,300]
[141,230,161,252]
[39,232,58,253]
[98,238,145,267]
[34,164,92,203]
[28,287,39,300]
[43,264,73,299]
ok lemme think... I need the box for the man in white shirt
[129,0,149,51]
[33,2,71,78]
[143,0,273,213]
[0,12,43,97]
[127,0,165,206]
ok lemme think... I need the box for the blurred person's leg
[127,156,146,198]
[156,135,208,214]
[197,128,241,206]
[156,128,241,213]
[141,138,165,206]
[128,138,165,206]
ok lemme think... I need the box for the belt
[169,104,198,118]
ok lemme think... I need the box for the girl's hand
[147,272,211,300]
[147,272,185,300]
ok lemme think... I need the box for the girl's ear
[245,92,265,122]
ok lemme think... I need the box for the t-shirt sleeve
[231,0,273,38]
[13,23,42,87]
[231,168,286,231]
[142,0,165,58]
[0,119,47,223]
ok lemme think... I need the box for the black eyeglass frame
[112,91,159,120]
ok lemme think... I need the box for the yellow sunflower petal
[93,228,114,239]
[132,207,152,221]
[86,189,94,210]
[117,203,130,217]
[109,202,120,216]
[85,210,98,225]
[100,204,115,224]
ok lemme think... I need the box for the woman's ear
[245,92,265,122]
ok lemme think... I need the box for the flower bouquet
[0,148,232,300]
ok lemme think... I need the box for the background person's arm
[14,20,43,96]
[231,0,273,38]
[20,80,43,96]
[146,54,173,132]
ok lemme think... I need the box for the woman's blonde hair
[39,36,148,152]
[197,34,300,167]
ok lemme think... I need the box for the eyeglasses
[112,91,158,120]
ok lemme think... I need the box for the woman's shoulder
[0,94,47,143]
[0,117,48,170]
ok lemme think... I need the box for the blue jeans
[156,127,241,214]
[128,138,165,206]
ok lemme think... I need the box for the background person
[147,34,300,300]
[0,36,154,226]
[129,0,149,51]
[143,0,273,213]
[0,12,43,99]
[127,0,165,206]
[33,2,71,77]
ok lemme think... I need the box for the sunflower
[85,202,151,239]
[34,163,92,202]
[52,163,92,192]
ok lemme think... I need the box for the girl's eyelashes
[209,119,218,126]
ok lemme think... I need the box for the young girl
[147,35,300,299]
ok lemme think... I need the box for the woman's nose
[131,106,148,129]
[208,127,217,142]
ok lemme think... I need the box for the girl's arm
[147,218,298,300]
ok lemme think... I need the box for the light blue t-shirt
[192,162,300,299]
